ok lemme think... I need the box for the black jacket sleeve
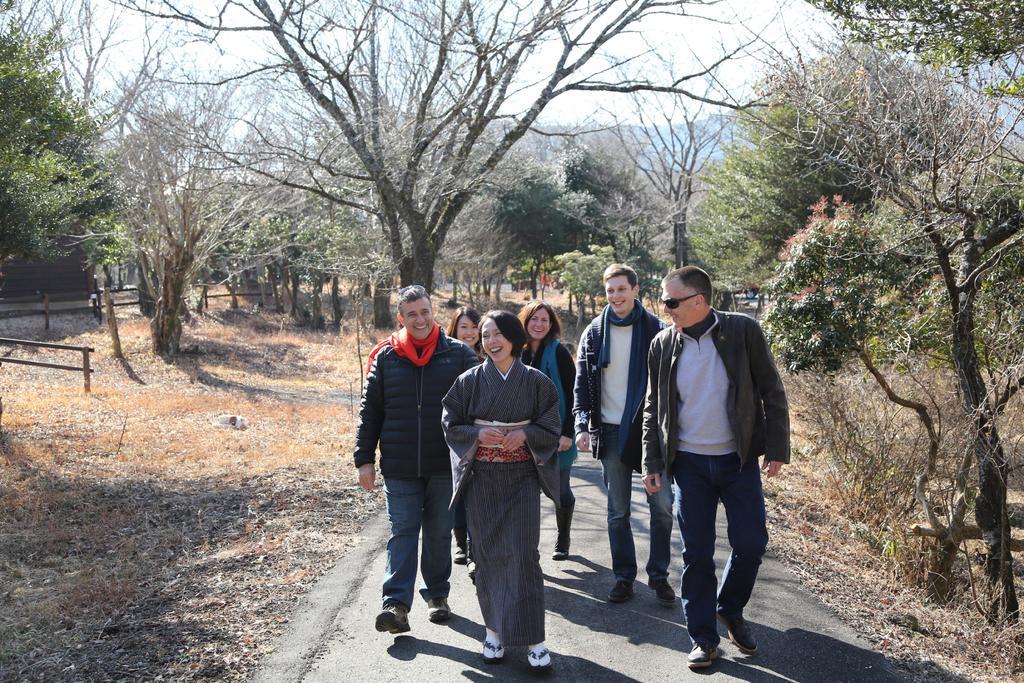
[354,350,385,468]
[746,319,791,463]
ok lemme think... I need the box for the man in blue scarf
[572,264,675,606]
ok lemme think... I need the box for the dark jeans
[382,475,453,609]
[599,424,673,584]
[453,498,467,530]
[672,451,768,649]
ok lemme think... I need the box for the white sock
[486,628,502,645]
[528,642,551,666]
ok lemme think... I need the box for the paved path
[257,458,906,682]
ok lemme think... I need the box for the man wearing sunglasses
[641,266,790,670]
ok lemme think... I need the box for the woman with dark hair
[442,310,561,671]
[446,306,484,362]
[444,306,483,567]
[519,301,578,561]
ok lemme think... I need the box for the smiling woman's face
[456,315,479,346]
[526,308,550,343]
[480,318,512,365]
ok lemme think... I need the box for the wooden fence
[0,337,94,392]
[0,291,102,328]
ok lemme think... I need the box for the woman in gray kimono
[441,310,561,671]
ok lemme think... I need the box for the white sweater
[600,324,633,426]
[675,316,737,455]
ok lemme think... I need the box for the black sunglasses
[662,292,702,309]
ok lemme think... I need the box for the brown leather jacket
[642,311,790,476]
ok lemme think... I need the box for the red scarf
[366,323,441,374]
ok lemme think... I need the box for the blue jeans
[672,451,768,649]
[382,475,453,609]
[599,424,673,584]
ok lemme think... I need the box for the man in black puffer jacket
[355,285,478,636]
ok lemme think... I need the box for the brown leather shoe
[607,580,634,603]
[718,613,758,654]
[648,578,676,606]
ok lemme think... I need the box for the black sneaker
[648,578,676,606]
[426,597,451,623]
[718,613,757,654]
[687,643,719,669]
[607,580,634,603]
[375,603,410,634]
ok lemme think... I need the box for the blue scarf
[597,299,652,453]
[539,339,577,470]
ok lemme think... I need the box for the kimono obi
[474,419,531,463]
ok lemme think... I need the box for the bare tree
[775,42,1024,622]
[120,0,751,291]
[119,85,257,355]
[609,89,728,266]
[16,0,168,360]
[19,0,165,139]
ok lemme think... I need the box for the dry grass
[0,301,382,680]
[767,374,1024,682]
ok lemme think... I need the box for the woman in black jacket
[519,300,578,560]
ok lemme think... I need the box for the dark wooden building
[0,240,93,298]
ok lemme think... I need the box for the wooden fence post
[82,348,91,393]
[43,294,50,330]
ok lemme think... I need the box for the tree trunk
[290,268,302,321]
[451,269,459,304]
[331,276,343,327]
[103,270,123,360]
[372,278,394,329]
[925,539,959,604]
[151,253,190,356]
[953,299,1017,622]
[353,285,366,377]
[494,271,502,303]
[482,277,492,299]
[256,268,268,309]
[137,273,156,317]
[266,264,283,313]
[280,263,293,314]
[310,275,325,330]
[409,245,437,291]
[227,274,239,309]
[674,203,690,267]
